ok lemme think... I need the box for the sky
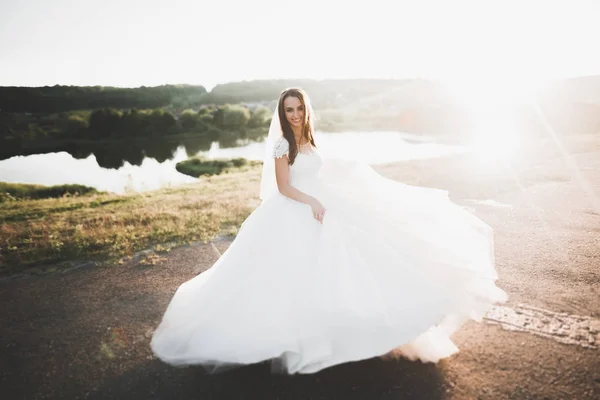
[1,0,600,89]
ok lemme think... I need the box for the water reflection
[0,135,219,169]
[203,132,465,164]
[0,132,466,194]
[0,135,225,193]
[0,147,198,194]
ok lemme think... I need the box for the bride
[151,87,508,374]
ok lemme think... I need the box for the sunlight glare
[469,125,522,165]
[441,74,546,165]
[442,75,546,109]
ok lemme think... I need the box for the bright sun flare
[441,75,548,163]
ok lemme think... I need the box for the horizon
[1,73,599,92]
[2,0,600,91]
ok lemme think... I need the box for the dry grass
[0,167,263,274]
[3,133,598,275]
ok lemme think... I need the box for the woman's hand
[309,198,327,223]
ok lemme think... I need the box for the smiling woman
[150,88,508,374]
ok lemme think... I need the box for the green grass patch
[0,182,100,202]
[176,157,262,177]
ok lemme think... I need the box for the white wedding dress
[151,137,508,374]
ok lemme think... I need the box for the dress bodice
[272,137,323,195]
[289,149,323,190]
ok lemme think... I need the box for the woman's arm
[275,156,326,222]
[274,156,314,205]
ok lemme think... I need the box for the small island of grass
[176,157,262,177]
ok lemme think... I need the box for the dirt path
[2,136,599,399]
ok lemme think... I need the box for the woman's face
[283,96,304,129]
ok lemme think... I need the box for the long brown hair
[277,88,316,165]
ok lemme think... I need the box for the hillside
[1,77,600,145]
[0,85,208,113]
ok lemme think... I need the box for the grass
[176,157,262,177]
[0,167,262,275]
[0,182,99,201]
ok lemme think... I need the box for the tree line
[0,80,413,114]
[1,104,272,145]
[2,78,600,148]
[0,85,208,113]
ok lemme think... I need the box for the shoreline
[2,133,599,276]
[0,130,465,194]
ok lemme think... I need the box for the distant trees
[148,109,178,136]
[0,103,273,148]
[64,115,88,137]
[213,105,251,130]
[3,78,600,151]
[179,109,210,133]
[247,106,271,128]
[89,108,123,138]
[205,79,414,109]
[0,79,414,114]
[87,107,248,140]
[0,85,207,113]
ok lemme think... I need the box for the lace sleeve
[272,137,289,159]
